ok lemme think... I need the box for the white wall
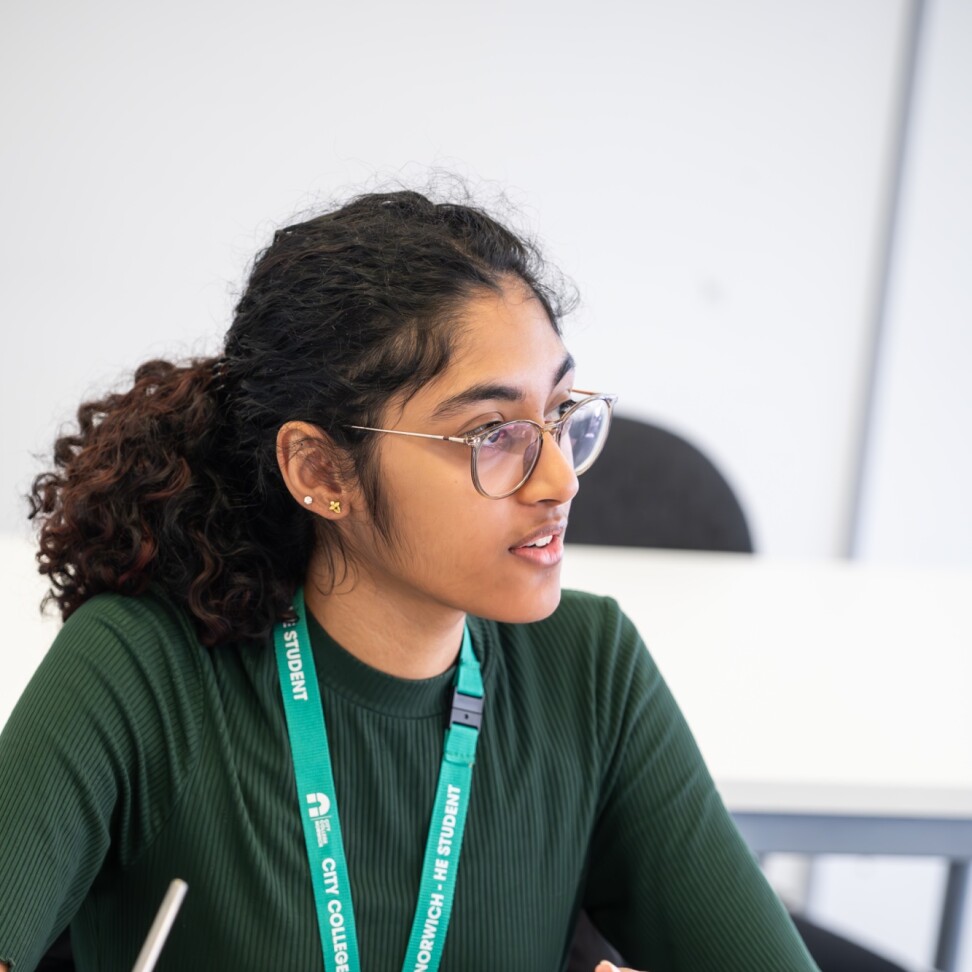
[808,2,972,968]
[3,0,911,562]
[856,0,972,568]
[3,0,970,968]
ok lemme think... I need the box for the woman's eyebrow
[431,353,575,420]
[431,382,523,420]
[554,352,576,386]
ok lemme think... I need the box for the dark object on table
[568,415,753,552]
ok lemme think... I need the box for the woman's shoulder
[41,586,208,696]
[65,584,190,627]
[1,590,211,894]
[12,588,210,790]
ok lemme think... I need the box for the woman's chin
[476,584,563,625]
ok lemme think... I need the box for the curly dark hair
[29,189,575,646]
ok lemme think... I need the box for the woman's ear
[276,421,356,519]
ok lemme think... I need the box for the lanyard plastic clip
[449,686,484,731]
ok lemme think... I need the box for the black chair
[566,414,911,972]
[567,415,753,553]
[37,928,73,971]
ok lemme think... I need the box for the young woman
[0,190,818,971]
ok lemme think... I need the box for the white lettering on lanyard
[415,784,463,970]
[326,897,350,972]
[283,625,309,701]
[435,784,461,858]
[322,857,339,895]
[321,860,350,970]
[414,892,445,972]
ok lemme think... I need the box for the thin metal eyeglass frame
[348,389,618,499]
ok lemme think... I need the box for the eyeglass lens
[473,397,612,497]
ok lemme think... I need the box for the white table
[561,544,972,971]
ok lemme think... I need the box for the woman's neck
[302,565,467,680]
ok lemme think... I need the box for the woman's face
[343,279,579,625]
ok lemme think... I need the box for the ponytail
[29,356,311,646]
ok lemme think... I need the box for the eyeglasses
[348,390,617,499]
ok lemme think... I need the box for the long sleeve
[0,593,204,972]
[583,600,819,971]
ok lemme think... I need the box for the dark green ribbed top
[0,589,817,971]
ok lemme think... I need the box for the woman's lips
[509,532,564,566]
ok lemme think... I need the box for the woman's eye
[555,398,578,419]
[465,420,503,437]
[482,424,514,448]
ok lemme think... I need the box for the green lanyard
[273,588,484,972]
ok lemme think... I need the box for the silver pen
[130,879,188,972]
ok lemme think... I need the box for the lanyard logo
[307,791,333,846]
[307,792,331,818]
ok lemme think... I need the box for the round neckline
[305,610,492,719]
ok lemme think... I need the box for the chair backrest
[568,415,754,552]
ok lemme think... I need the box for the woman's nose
[517,429,579,505]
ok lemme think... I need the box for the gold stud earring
[303,496,313,505]
[328,500,342,514]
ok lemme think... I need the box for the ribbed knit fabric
[0,589,818,972]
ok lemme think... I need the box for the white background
[2,0,970,967]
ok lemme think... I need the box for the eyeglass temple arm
[347,425,471,445]
[349,392,616,443]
